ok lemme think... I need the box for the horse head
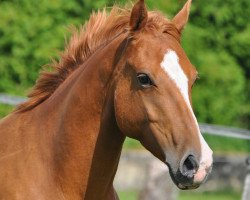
[114,0,213,190]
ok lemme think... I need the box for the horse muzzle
[169,154,213,190]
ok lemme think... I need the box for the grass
[123,138,143,149]
[118,190,241,200]
[118,190,138,200]
[178,190,241,200]
[123,134,250,153]
[204,134,250,153]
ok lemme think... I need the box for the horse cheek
[114,81,144,139]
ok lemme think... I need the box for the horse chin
[177,183,200,190]
[167,166,203,190]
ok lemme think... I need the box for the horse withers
[0,0,212,199]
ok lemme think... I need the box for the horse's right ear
[129,0,148,31]
[172,0,192,32]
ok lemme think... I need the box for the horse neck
[36,33,127,198]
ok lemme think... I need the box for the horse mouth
[168,166,209,190]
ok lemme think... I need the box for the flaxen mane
[15,5,180,113]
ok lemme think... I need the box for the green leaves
[0,0,249,128]
[185,0,250,128]
[0,0,86,93]
[191,51,245,126]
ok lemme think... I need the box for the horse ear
[129,0,148,31]
[172,0,192,32]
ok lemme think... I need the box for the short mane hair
[15,5,180,113]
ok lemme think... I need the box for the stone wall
[114,150,248,196]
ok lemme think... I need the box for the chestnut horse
[0,0,213,199]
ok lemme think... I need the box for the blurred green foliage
[0,104,13,118]
[0,0,249,129]
[186,0,250,128]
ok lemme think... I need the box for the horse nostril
[182,155,199,178]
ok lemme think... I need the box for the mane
[15,5,180,113]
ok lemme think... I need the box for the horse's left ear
[172,0,192,32]
[130,0,148,31]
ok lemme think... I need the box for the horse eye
[137,73,153,87]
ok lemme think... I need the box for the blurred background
[0,0,249,199]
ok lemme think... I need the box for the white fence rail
[0,93,26,106]
[200,123,250,140]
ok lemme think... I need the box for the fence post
[242,157,250,200]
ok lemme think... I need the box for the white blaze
[160,50,213,174]
[161,50,189,104]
